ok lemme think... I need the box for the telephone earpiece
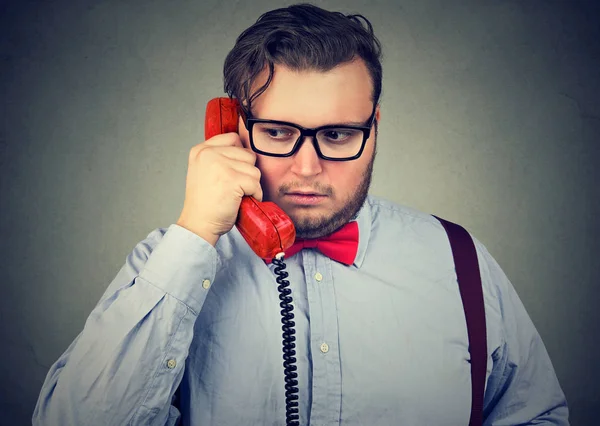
[204,97,296,259]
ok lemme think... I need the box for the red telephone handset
[204,97,296,260]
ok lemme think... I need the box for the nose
[289,136,323,177]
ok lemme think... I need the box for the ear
[375,105,381,123]
[238,115,250,149]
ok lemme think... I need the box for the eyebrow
[246,107,373,128]
[329,120,369,127]
[256,117,370,128]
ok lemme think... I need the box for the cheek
[255,157,287,195]
[330,165,362,195]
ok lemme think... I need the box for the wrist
[175,218,220,247]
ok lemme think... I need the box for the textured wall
[1,0,598,425]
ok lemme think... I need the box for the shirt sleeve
[32,224,219,426]
[475,240,570,425]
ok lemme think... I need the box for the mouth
[287,191,326,196]
[284,192,328,205]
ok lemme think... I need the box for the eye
[321,129,359,142]
[265,128,292,138]
[256,124,297,140]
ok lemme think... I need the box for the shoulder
[366,194,446,230]
[364,194,507,312]
[365,195,496,266]
[366,194,438,223]
[364,194,450,253]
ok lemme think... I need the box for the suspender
[433,215,487,426]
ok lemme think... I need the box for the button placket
[307,255,342,424]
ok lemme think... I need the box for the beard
[281,139,377,239]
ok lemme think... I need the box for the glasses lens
[252,123,365,158]
[316,128,364,158]
[252,122,301,154]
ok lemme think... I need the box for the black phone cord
[272,255,300,426]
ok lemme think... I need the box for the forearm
[33,225,218,426]
[476,240,569,425]
[483,336,569,425]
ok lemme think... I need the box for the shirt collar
[351,196,372,269]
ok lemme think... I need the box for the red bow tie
[267,221,359,265]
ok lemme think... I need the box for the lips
[284,192,328,205]
[287,192,325,196]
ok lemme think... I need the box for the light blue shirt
[33,195,568,425]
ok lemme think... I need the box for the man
[33,4,568,425]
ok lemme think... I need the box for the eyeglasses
[241,105,377,161]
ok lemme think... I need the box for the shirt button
[315,272,323,282]
[202,279,211,289]
[320,342,329,353]
[166,359,177,369]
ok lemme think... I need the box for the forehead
[250,59,374,127]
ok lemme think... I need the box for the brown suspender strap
[433,215,487,426]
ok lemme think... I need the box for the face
[238,59,380,239]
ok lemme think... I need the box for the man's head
[223,4,383,238]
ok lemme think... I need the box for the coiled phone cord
[272,253,300,426]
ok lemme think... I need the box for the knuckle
[189,145,200,160]
[199,146,217,163]
[190,143,210,161]
[229,132,243,144]
[219,132,239,146]
[223,166,237,181]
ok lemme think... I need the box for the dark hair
[223,3,383,115]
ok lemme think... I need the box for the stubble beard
[288,145,376,239]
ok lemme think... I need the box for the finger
[237,174,264,202]
[189,132,244,160]
[216,146,257,164]
[189,143,256,167]
[227,161,261,182]
[203,132,244,148]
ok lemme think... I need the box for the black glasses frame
[241,104,377,161]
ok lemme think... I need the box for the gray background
[1,0,598,425]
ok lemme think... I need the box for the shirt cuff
[139,224,219,314]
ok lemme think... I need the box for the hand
[176,133,263,246]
